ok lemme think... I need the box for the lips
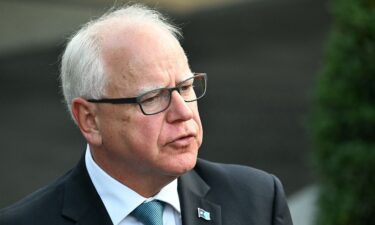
[165,133,196,147]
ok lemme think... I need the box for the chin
[163,153,198,177]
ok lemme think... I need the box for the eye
[179,83,193,92]
[140,91,162,106]
[142,95,159,104]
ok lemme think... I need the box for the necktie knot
[131,200,165,225]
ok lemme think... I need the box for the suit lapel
[61,156,113,225]
[178,170,222,225]
[60,156,222,225]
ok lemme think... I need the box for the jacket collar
[61,156,221,225]
[178,164,222,225]
[61,156,113,225]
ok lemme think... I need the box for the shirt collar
[85,145,180,225]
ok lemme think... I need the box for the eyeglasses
[87,73,207,115]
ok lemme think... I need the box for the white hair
[60,4,181,119]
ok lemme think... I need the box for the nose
[166,90,193,123]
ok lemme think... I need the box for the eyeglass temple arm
[87,98,137,104]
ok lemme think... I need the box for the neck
[90,147,176,198]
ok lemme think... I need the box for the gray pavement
[288,185,318,225]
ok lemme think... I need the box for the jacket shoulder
[193,159,293,225]
[0,170,72,225]
[195,158,277,192]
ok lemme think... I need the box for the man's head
[60,5,204,196]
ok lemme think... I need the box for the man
[0,4,293,225]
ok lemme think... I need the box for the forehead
[98,20,190,95]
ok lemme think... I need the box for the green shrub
[311,0,375,224]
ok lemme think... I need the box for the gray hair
[60,4,181,118]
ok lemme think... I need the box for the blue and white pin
[197,208,211,221]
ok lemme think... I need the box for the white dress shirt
[85,146,182,225]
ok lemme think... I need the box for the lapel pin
[197,208,211,221]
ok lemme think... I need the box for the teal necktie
[131,200,165,225]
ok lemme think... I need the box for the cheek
[131,116,164,144]
[196,118,203,146]
[192,106,203,131]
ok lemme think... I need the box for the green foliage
[311,0,375,224]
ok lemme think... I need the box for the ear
[71,97,102,146]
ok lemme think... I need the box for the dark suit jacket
[0,157,293,225]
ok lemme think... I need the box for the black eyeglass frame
[87,73,207,115]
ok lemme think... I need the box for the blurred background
[0,0,332,222]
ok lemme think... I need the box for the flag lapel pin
[197,208,211,221]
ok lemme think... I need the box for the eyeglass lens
[139,74,206,115]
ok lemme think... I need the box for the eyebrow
[135,73,195,96]
[136,85,165,96]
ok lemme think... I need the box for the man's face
[91,22,203,183]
